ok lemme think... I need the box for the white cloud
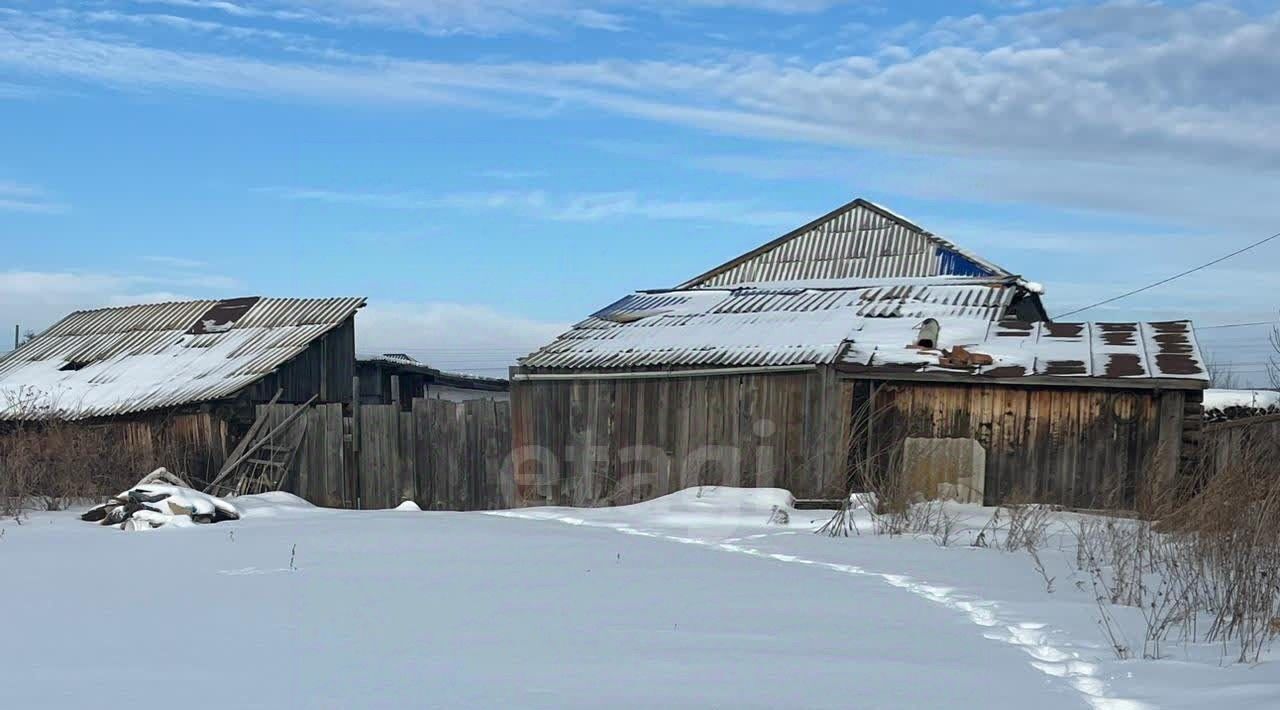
[353,301,566,376]
[475,168,548,180]
[141,255,209,270]
[0,271,566,376]
[126,0,839,36]
[4,3,1278,178]
[0,181,66,214]
[259,186,812,226]
[0,271,190,340]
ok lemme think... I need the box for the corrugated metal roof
[842,319,1207,382]
[520,280,1019,370]
[0,296,366,419]
[678,199,1014,289]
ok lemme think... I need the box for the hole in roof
[59,360,90,372]
[188,296,261,335]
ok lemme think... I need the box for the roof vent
[916,318,940,349]
[188,296,261,335]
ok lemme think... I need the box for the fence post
[352,375,361,508]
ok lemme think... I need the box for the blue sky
[1,0,1278,381]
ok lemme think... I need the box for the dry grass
[1071,437,1280,663]
[0,393,215,520]
[817,392,1280,664]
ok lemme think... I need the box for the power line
[1054,229,1280,319]
[1197,320,1274,330]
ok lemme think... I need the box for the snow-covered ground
[3,488,1278,709]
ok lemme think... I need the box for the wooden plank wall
[865,380,1186,508]
[247,316,356,404]
[259,397,510,510]
[1200,413,1280,480]
[112,412,231,486]
[509,369,849,506]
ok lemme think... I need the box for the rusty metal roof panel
[520,280,1019,370]
[840,318,1206,383]
[0,296,366,420]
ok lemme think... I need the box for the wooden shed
[511,198,1208,508]
[0,296,366,484]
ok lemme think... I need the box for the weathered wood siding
[102,412,232,486]
[861,379,1186,508]
[247,316,356,404]
[255,403,349,507]
[1200,412,1280,479]
[261,397,511,510]
[509,369,851,506]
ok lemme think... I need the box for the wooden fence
[1201,412,1280,478]
[256,397,512,510]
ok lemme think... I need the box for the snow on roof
[1203,389,1280,415]
[520,280,1206,385]
[677,199,1016,289]
[521,280,1019,370]
[843,319,1207,383]
[357,352,437,374]
[0,296,366,420]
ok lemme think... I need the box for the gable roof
[520,277,1021,370]
[0,296,366,420]
[677,198,1014,289]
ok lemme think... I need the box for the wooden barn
[511,198,1209,508]
[0,296,366,484]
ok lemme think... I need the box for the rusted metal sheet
[0,296,366,420]
[521,279,1021,370]
[841,318,1207,383]
[679,199,1012,289]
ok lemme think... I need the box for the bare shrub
[1,391,213,519]
[1029,547,1055,594]
[1001,497,1053,553]
[1073,435,1280,663]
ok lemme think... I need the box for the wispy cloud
[357,301,566,376]
[258,185,811,227]
[128,0,837,37]
[0,181,67,214]
[4,3,1278,178]
[475,168,548,181]
[141,255,209,270]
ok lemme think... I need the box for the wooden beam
[205,394,316,492]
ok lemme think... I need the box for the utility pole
[13,324,17,350]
